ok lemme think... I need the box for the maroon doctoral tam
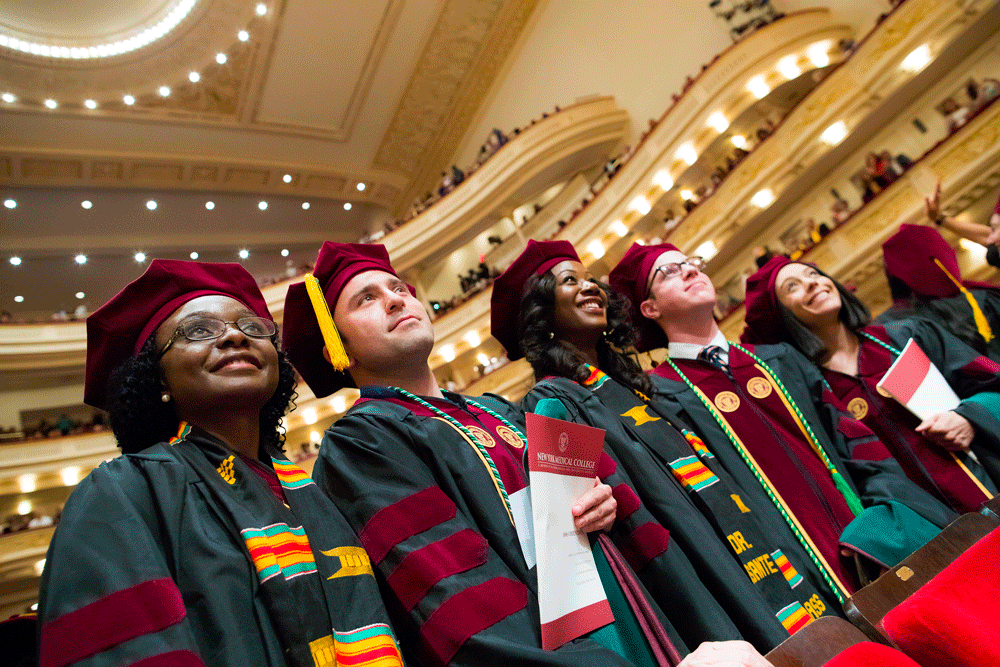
[84,259,272,411]
[882,224,999,299]
[490,239,579,360]
[608,242,681,352]
[740,255,799,345]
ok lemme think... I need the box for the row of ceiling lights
[577,40,934,264]
[0,5,271,109]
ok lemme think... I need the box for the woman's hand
[678,641,776,667]
[572,479,616,533]
[916,411,974,451]
[924,178,943,223]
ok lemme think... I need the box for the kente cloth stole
[583,371,829,633]
[169,425,402,667]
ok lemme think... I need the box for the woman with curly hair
[38,259,402,667]
[742,256,1000,514]
[490,240,840,656]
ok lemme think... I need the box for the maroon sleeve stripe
[129,651,205,667]
[611,483,642,521]
[359,486,457,565]
[619,522,671,573]
[40,578,187,667]
[836,415,876,440]
[387,529,489,611]
[597,452,617,479]
[419,577,528,667]
[963,357,1000,375]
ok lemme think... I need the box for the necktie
[698,345,730,377]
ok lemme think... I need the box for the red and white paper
[525,412,614,650]
[876,338,960,421]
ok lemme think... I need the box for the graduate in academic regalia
[39,260,403,667]
[879,224,1000,361]
[282,242,774,667]
[491,240,840,653]
[742,256,1000,514]
[609,244,956,595]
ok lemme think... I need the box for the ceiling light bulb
[146,200,157,210]
[84,99,97,109]
[158,86,170,97]
[477,352,490,366]
[216,52,227,64]
[74,254,88,265]
[1,93,16,103]
[238,249,249,259]
[134,252,146,263]
[464,330,481,347]
[190,252,199,260]
[17,500,31,515]
[61,466,81,486]
[256,3,268,16]
[333,395,347,413]
[44,99,58,109]
[283,174,292,183]
[302,407,318,425]
[746,75,770,99]
[695,240,718,261]
[806,40,831,67]
[310,430,321,443]
[776,55,801,79]
[281,248,289,257]
[81,200,92,209]
[14,295,24,302]
[676,142,698,166]
[302,202,310,210]
[819,121,848,146]
[439,344,456,362]
[356,182,366,191]
[750,188,775,208]
[680,189,694,201]
[10,256,22,265]
[205,201,215,210]
[18,474,36,493]
[629,195,651,215]
[188,71,200,83]
[730,135,747,149]
[344,203,352,211]
[258,201,268,210]
[75,291,85,299]
[586,239,605,259]
[238,30,250,42]
[123,94,135,105]
[34,558,46,575]
[900,44,931,73]
[4,199,16,209]
[652,169,673,191]
[610,220,629,237]
[707,111,729,133]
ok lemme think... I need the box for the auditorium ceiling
[0,0,540,313]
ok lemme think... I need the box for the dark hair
[107,335,297,455]
[518,271,654,396]
[777,266,871,363]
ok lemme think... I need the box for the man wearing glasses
[609,243,955,596]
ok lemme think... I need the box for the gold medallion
[746,377,772,399]
[496,424,525,449]
[847,397,868,420]
[876,384,893,398]
[714,391,740,412]
[466,425,496,448]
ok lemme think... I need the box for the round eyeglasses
[158,316,276,357]
[647,256,706,296]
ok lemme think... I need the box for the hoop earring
[548,331,554,340]
[161,392,171,403]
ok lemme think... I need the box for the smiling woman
[37,259,402,667]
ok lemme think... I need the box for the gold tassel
[932,258,993,343]
[303,274,350,371]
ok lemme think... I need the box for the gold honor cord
[665,357,851,603]
[931,258,993,343]
[859,332,995,500]
[303,273,350,371]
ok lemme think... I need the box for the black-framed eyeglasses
[647,256,705,296]
[158,316,276,357]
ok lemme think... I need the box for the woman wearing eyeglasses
[37,260,402,667]
[490,240,843,657]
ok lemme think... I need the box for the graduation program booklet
[876,338,959,421]
[525,412,614,650]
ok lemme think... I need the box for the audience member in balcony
[496,240,848,652]
[284,241,744,667]
[923,178,1000,269]
[610,243,954,596]
[39,259,403,667]
[940,97,969,133]
[830,196,851,224]
[741,257,1000,515]
[879,224,1000,361]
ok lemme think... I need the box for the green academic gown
[313,387,700,667]
[524,369,840,653]
[38,425,403,667]
[649,342,957,590]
